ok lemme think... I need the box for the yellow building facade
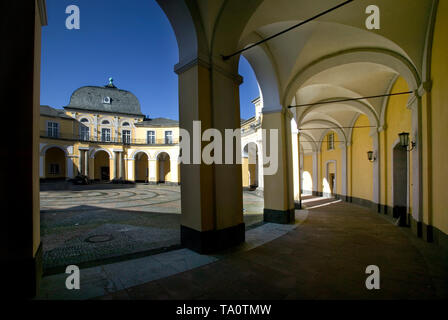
[39,80,180,184]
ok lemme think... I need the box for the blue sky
[41,0,260,121]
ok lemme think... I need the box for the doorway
[393,144,408,226]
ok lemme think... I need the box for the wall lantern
[398,132,416,151]
[367,151,376,162]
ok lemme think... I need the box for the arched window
[80,118,89,123]
[102,120,110,125]
[122,122,130,127]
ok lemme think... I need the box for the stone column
[84,150,89,176]
[109,153,116,180]
[175,57,245,253]
[149,159,157,182]
[88,157,95,180]
[66,156,75,179]
[3,0,46,298]
[341,144,348,201]
[312,151,319,195]
[291,129,300,206]
[256,139,264,190]
[170,158,179,184]
[127,159,135,181]
[118,152,123,179]
[262,110,295,224]
[408,89,424,231]
[371,129,380,210]
[39,155,44,178]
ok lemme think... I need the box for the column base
[264,208,295,224]
[181,223,245,254]
[410,216,423,237]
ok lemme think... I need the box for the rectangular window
[49,164,60,175]
[80,126,90,141]
[327,133,335,150]
[101,128,111,142]
[165,131,173,144]
[122,130,131,144]
[47,122,59,138]
[147,131,155,145]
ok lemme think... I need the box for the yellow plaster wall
[40,116,76,136]
[384,77,413,210]
[351,115,373,201]
[303,154,313,193]
[430,1,448,234]
[135,126,180,144]
[242,157,249,187]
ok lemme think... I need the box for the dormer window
[103,96,111,104]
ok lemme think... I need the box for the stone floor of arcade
[37,194,448,300]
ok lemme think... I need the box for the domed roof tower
[64,78,143,117]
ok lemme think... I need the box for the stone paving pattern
[98,198,448,300]
[40,183,264,271]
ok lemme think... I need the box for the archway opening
[157,152,171,183]
[135,152,149,183]
[94,150,110,181]
[242,142,260,189]
[393,144,408,226]
[44,147,66,180]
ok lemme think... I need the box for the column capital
[174,56,243,85]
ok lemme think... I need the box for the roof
[40,105,74,120]
[135,117,179,127]
[64,84,143,116]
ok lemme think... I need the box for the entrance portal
[393,144,408,226]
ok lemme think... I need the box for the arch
[300,119,347,152]
[153,150,175,161]
[40,144,68,157]
[379,74,400,129]
[297,98,379,130]
[241,34,282,112]
[90,148,113,159]
[298,132,318,153]
[283,48,421,107]
[76,114,94,123]
[130,149,151,161]
[156,0,207,67]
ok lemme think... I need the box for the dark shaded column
[1,0,46,298]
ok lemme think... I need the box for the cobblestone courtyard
[40,183,264,272]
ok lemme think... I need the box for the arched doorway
[242,142,259,189]
[45,147,66,180]
[157,152,171,183]
[94,151,110,181]
[393,144,408,226]
[135,152,149,183]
